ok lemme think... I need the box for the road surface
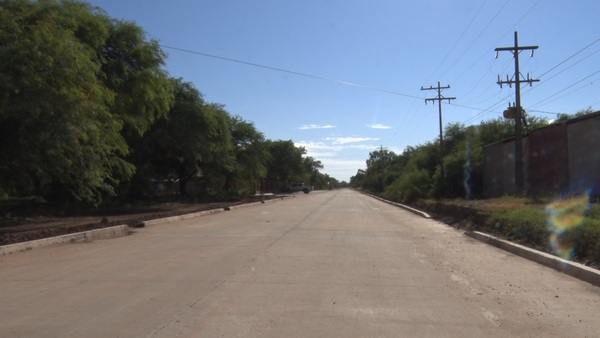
[1,189,599,337]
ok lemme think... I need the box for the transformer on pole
[495,31,539,194]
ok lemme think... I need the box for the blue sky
[86,0,600,182]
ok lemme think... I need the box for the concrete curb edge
[143,196,285,226]
[0,196,287,255]
[143,208,225,226]
[363,192,432,219]
[1,224,130,256]
[362,191,600,287]
[465,231,600,287]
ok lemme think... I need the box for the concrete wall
[483,111,600,197]
[528,123,568,194]
[568,114,600,194]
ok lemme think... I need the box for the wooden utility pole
[421,82,455,187]
[495,31,539,194]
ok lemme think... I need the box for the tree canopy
[0,0,132,204]
[0,0,333,205]
[352,115,559,202]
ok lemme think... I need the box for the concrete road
[1,189,599,337]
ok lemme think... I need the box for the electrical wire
[523,46,600,97]
[160,44,423,100]
[458,90,514,125]
[438,0,511,83]
[423,0,488,85]
[447,0,539,101]
[530,70,600,109]
[160,29,595,132]
[537,37,600,79]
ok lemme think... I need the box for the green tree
[431,126,484,199]
[350,169,367,188]
[477,117,516,145]
[133,80,234,197]
[221,116,269,194]
[265,140,306,187]
[303,156,324,184]
[384,167,431,203]
[227,115,269,194]
[363,148,397,193]
[100,18,173,137]
[0,0,133,204]
[553,107,596,123]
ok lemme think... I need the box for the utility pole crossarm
[425,97,456,104]
[495,31,540,194]
[420,82,456,191]
[495,45,539,52]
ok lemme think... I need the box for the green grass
[420,195,599,266]
[482,197,600,266]
[487,207,549,248]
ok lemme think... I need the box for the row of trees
[0,0,337,206]
[351,109,594,203]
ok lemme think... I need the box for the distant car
[285,183,312,194]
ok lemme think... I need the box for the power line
[457,97,510,124]
[160,40,596,134]
[160,44,422,100]
[537,37,600,79]
[527,109,563,116]
[424,0,488,84]
[530,69,600,108]
[522,44,600,98]
[447,0,540,100]
[438,0,511,82]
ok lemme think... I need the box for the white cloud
[367,123,392,129]
[298,124,336,130]
[295,141,341,157]
[325,137,379,145]
[319,158,366,182]
[296,140,383,158]
[295,139,385,181]
[295,140,339,151]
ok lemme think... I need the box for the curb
[364,193,432,219]
[143,196,286,226]
[384,200,432,219]
[143,208,226,226]
[229,196,287,209]
[0,196,288,255]
[466,231,600,287]
[1,224,130,256]
[363,192,600,287]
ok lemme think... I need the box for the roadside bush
[482,198,600,266]
[384,168,431,204]
[577,217,600,264]
[487,208,549,248]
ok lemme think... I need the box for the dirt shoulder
[0,196,536,246]
[0,198,275,246]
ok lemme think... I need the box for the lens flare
[463,135,473,200]
[545,192,591,260]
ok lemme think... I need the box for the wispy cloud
[295,141,342,157]
[296,141,380,155]
[325,137,379,145]
[367,123,392,129]
[298,124,336,130]
[317,158,366,181]
[295,139,384,181]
